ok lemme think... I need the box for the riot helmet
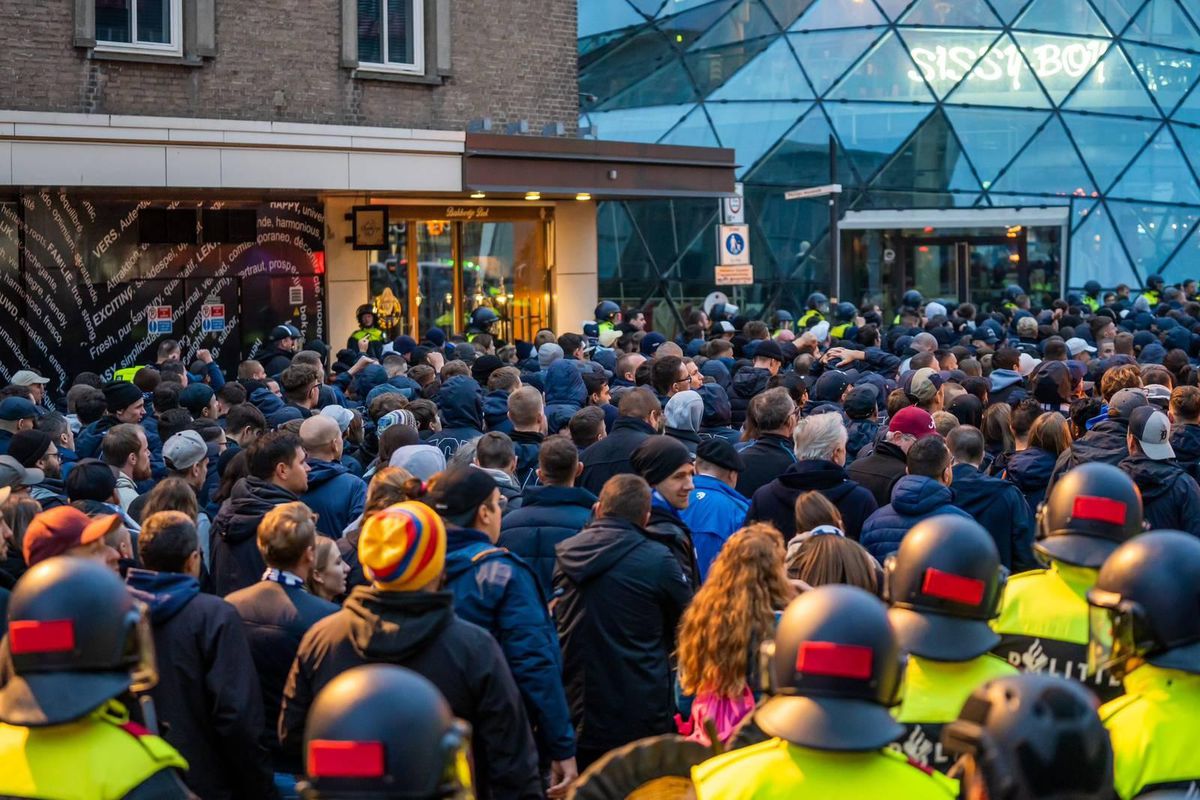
[356,304,376,327]
[1004,285,1025,302]
[773,309,794,326]
[805,292,830,314]
[469,306,499,330]
[1036,463,1144,569]
[902,290,924,309]
[834,302,856,323]
[594,301,621,324]
[1084,280,1101,296]
[1147,275,1165,290]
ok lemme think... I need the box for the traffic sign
[718,224,750,266]
[784,183,843,201]
[722,183,745,224]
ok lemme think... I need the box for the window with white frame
[94,0,182,54]
[357,0,425,74]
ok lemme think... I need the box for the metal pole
[829,134,840,301]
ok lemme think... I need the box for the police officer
[594,300,622,335]
[830,302,858,341]
[1143,274,1165,307]
[1089,531,1200,799]
[297,664,473,800]
[941,674,1115,799]
[992,462,1144,702]
[884,516,1017,774]
[259,323,302,377]
[771,309,794,335]
[894,289,923,324]
[466,306,499,343]
[1002,284,1024,312]
[691,585,958,799]
[797,292,829,329]
[1083,279,1102,312]
[347,303,385,358]
[0,557,190,799]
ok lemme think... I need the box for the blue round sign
[725,232,745,256]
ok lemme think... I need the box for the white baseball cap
[1065,337,1097,357]
[10,370,48,386]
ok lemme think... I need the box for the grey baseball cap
[163,430,208,471]
[1129,406,1174,460]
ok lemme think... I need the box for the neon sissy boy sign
[908,40,1107,91]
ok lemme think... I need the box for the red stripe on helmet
[8,619,75,655]
[307,740,385,778]
[794,642,873,680]
[922,568,986,605]
[1072,496,1127,526]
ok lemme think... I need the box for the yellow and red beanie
[358,501,447,591]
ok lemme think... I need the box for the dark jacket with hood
[859,475,972,561]
[281,588,541,800]
[1049,417,1131,489]
[747,459,878,541]
[256,344,293,378]
[76,413,166,479]
[847,440,909,508]
[224,579,339,772]
[1119,454,1200,537]
[509,430,543,491]
[545,361,586,436]
[125,569,273,800]
[249,386,303,428]
[499,484,597,595]
[553,516,693,754]
[845,419,881,466]
[1171,422,1200,481]
[989,369,1027,406]
[426,376,485,458]
[1000,446,1058,511]
[300,458,367,540]
[697,383,739,445]
[210,477,300,596]
[950,464,1039,572]
[646,493,701,589]
[729,367,771,430]
[484,389,513,433]
[578,416,657,496]
[734,433,797,499]
[30,478,68,510]
[443,527,575,761]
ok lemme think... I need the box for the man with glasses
[735,388,800,498]
[651,355,691,407]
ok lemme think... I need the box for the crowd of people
[2,279,1200,798]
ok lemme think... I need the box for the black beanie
[8,430,51,468]
[103,381,142,413]
[630,436,693,486]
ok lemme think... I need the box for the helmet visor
[441,719,475,799]
[1087,591,1139,682]
[125,601,158,693]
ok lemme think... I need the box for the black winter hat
[102,381,142,414]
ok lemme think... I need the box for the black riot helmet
[834,302,856,323]
[806,292,829,313]
[884,515,1007,662]
[1004,284,1025,302]
[356,304,376,326]
[1084,280,1102,296]
[757,585,905,751]
[299,665,473,800]
[0,557,156,727]
[773,309,794,326]
[941,674,1113,800]
[1088,531,1200,682]
[594,300,621,324]
[1147,274,1165,290]
[469,306,499,330]
[1036,463,1144,569]
[902,289,924,309]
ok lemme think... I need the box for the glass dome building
[580,0,1200,323]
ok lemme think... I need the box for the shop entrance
[366,205,553,343]
[840,207,1069,315]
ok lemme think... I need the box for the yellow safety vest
[830,323,852,340]
[0,700,188,800]
[111,366,144,383]
[1143,290,1161,307]
[599,321,615,334]
[692,737,958,799]
[1102,665,1200,799]
[991,562,1124,702]
[797,310,824,329]
[350,327,384,343]
[890,654,1018,773]
[1082,295,1100,312]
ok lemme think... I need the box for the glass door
[906,240,961,303]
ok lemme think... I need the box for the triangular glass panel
[581,26,677,104]
[1014,0,1110,35]
[901,0,1002,27]
[986,0,1033,23]
[1124,0,1200,50]
[875,0,916,19]
[705,100,810,176]
[584,103,696,143]
[710,35,814,100]
[657,0,733,17]
[656,0,741,49]
[1172,86,1200,125]
[1107,200,1196,279]
[1161,218,1200,284]
[825,102,934,183]
[659,104,722,146]
[1125,42,1200,116]
[1112,126,1200,205]
[1071,200,1101,235]
[1092,0,1147,35]
[628,0,667,16]
[949,156,983,192]
[580,2,648,38]
[826,31,938,102]
[685,37,774,96]
[868,109,971,196]
[989,116,1095,198]
[1011,33,1110,105]
[942,106,1050,188]
[788,29,885,95]
[942,34,1053,109]
[1062,43,1157,116]
[1062,113,1159,193]
[1167,122,1200,185]
[897,29,1005,100]
[762,0,817,29]
[691,0,780,49]
[744,106,852,187]
[600,58,699,110]
[1070,202,1140,288]
[790,0,887,30]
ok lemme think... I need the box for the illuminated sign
[908,41,1107,91]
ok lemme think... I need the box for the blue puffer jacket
[365,376,422,406]
[544,361,586,435]
[300,459,367,540]
[859,475,972,561]
[443,527,575,761]
[679,475,749,582]
[499,484,597,595]
[426,376,484,458]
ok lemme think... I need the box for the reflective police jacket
[890,653,1018,774]
[1102,665,1200,799]
[0,700,189,800]
[692,737,958,799]
[797,309,825,329]
[991,561,1124,702]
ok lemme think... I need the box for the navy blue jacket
[426,376,485,458]
[859,475,972,561]
[210,477,300,596]
[509,430,543,491]
[76,413,166,479]
[249,387,303,428]
[578,416,656,497]
[1000,446,1058,512]
[443,527,575,761]
[680,475,749,582]
[1171,422,1200,482]
[746,459,877,542]
[499,484,596,595]
[544,361,586,436]
[300,458,367,540]
[950,464,1038,572]
[729,367,770,430]
[734,433,797,499]
[1048,418,1131,490]
[1120,454,1200,537]
[483,389,513,433]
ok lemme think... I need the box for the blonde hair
[1029,412,1072,456]
[677,524,795,698]
[364,467,421,519]
[306,537,340,596]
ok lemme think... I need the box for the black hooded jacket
[734,433,797,499]
[1000,446,1058,511]
[280,588,541,800]
[1119,454,1200,537]
[747,459,878,541]
[209,477,300,596]
[425,376,485,458]
[728,367,771,430]
[1171,422,1200,481]
[950,464,1039,572]
[847,440,909,508]
[553,517,692,754]
[578,416,657,496]
[1048,418,1131,490]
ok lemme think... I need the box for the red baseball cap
[23,506,121,567]
[888,406,938,439]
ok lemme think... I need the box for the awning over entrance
[463,133,736,199]
[839,207,1070,231]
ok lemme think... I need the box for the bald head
[913,332,937,354]
[299,414,342,460]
